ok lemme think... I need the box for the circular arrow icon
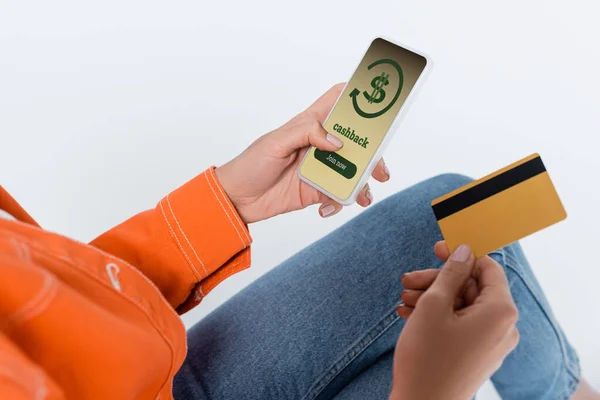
[350,58,404,119]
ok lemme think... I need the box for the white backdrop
[1,1,599,398]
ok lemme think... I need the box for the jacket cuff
[159,167,252,313]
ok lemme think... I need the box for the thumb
[273,120,343,156]
[304,83,346,123]
[429,244,475,300]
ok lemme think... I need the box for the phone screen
[299,38,427,201]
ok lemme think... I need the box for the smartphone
[298,37,431,205]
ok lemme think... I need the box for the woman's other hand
[214,83,391,224]
[390,244,520,400]
[397,241,478,318]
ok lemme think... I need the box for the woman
[0,84,596,399]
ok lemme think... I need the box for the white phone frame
[298,36,432,206]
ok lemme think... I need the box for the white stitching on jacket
[159,200,201,280]
[0,225,183,398]
[204,172,246,247]
[105,263,121,292]
[208,168,251,243]
[6,272,57,328]
[165,195,208,277]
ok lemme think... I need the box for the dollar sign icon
[364,72,390,104]
[350,58,403,119]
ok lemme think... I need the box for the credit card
[431,154,567,257]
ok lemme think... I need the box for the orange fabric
[0,167,252,399]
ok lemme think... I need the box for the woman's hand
[397,241,477,318]
[214,83,390,224]
[390,243,520,400]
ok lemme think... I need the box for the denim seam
[561,369,581,400]
[302,310,399,400]
[500,249,581,383]
[560,370,580,400]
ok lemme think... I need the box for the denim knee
[423,173,473,193]
[393,173,472,205]
[375,173,473,225]
[355,173,475,273]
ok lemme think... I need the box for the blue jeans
[173,174,581,400]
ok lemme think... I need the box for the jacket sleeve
[0,333,65,399]
[90,167,252,314]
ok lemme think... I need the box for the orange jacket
[0,167,252,399]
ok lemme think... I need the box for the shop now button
[314,149,357,179]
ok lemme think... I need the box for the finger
[428,244,475,301]
[274,120,343,156]
[396,304,413,319]
[319,199,343,218]
[356,183,373,207]
[401,289,423,307]
[454,296,466,310]
[506,326,520,352]
[463,277,479,306]
[371,159,390,182]
[434,241,451,261]
[304,83,346,123]
[491,326,520,371]
[472,255,512,302]
[401,269,440,290]
[402,290,466,310]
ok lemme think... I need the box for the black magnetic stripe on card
[432,156,546,221]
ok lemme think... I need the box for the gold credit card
[299,38,428,202]
[431,154,567,257]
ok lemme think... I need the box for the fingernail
[383,162,390,178]
[401,272,410,283]
[320,204,336,217]
[396,302,405,316]
[365,189,373,205]
[326,134,343,149]
[450,244,471,263]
